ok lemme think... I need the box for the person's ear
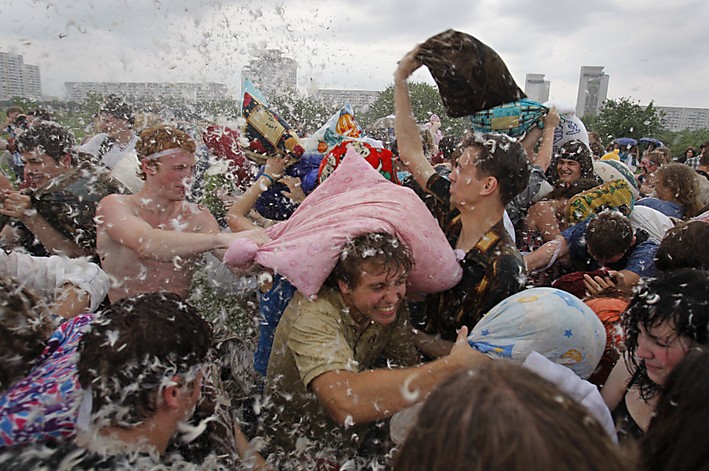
[162,376,182,409]
[142,159,157,176]
[337,279,351,296]
[481,176,498,196]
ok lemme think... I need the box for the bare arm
[532,107,560,171]
[234,422,272,470]
[601,357,634,410]
[523,235,569,272]
[526,200,562,242]
[226,156,288,233]
[51,283,91,319]
[98,195,265,262]
[0,191,88,257]
[411,328,454,359]
[310,327,487,425]
[394,47,435,190]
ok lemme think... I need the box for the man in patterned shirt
[394,46,530,357]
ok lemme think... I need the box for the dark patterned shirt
[418,173,527,341]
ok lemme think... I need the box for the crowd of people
[0,38,708,471]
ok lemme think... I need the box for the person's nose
[636,333,654,360]
[382,287,402,305]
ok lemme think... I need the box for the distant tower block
[576,66,609,118]
[524,73,550,103]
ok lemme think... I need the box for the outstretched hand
[448,326,487,369]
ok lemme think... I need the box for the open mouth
[375,305,397,317]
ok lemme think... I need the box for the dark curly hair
[460,132,531,206]
[547,140,595,188]
[326,232,413,290]
[623,269,709,400]
[17,121,77,165]
[77,292,212,427]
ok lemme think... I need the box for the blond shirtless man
[97,124,267,303]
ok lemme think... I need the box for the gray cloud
[1,0,707,109]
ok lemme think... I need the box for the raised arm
[226,156,288,233]
[310,327,486,425]
[532,107,560,171]
[394,47,436,190]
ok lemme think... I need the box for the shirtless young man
[96,124,267,303]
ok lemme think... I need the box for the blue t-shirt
[561,218,659,277]
[635,198,683,219]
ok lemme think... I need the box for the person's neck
[456,202,504,252]
[136,186,182,217]
[76,421,168,458]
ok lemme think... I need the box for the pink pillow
[224,146,463,298]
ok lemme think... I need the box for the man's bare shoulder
[179,202,220,229]
[98,193,139,207]
[97,193,141,219]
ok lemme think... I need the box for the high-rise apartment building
[0,51,42,100]
[241,49,298,98]
[655,106,709,132]
[575,66,609,118]
[524,73,550,103]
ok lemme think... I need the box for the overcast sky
[2,0,707,110]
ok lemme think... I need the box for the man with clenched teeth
[262,232,485,466]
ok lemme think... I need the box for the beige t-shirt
[263,286,417,462]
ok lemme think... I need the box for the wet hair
[99,94,135,126]
[327,232,413,290]
[655,221,709,271]
[585,211,634,263]
[394,362,628,471]
[460,132,531,206]
[0,276,55,392]
[77,293,212,426]
[16,121,77,165]
[135,124,196,180]
[654,163,702,218]
[623,269,709,400]
[547,140,595,188]
[641,347,709,471]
